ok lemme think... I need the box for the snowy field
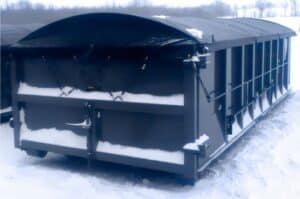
[0,17,300,199]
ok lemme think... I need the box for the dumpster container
[8,13,295,183]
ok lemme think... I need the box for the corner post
[183,61,198,183]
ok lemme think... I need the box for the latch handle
[65,118,91,129]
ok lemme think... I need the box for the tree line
[1,0,299,25]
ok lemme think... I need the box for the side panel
[231,46,243,124]
[251,43,256,118]
[229,46,243,139]
[243,44,254,126]
[255,42,264,114]
[197,51,226,170]
[214,50,227,133]
[264,41,272,106]
[271,39,279,101]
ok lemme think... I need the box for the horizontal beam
[17,94,184,115]
[21,140,88,158]
[94,152,184,175]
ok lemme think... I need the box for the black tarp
[12,13,295,49]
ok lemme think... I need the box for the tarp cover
[11,13,296,48]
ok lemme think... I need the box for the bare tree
[241,5,249,17]
[255,0,273,18]
[1,1,234,24]
[130,0,150,7]
[232,4,239,17]
[282,0,289,16]
[290,0,299,16]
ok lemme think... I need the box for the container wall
[197,50,227,168]
[199,37,291,153]
[15,46,188,167]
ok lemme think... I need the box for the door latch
[65,118,91,129]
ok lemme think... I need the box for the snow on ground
[0,17,300,199]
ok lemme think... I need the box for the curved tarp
[163,17,295,43]
[14,13,198,48]
[14,13,296,49]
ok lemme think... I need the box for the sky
[0,0,290,9]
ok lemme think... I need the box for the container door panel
[20,103,89,150]
[98,110,184,151]
[198,51,226,160]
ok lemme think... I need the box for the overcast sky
[0,0,291,8]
